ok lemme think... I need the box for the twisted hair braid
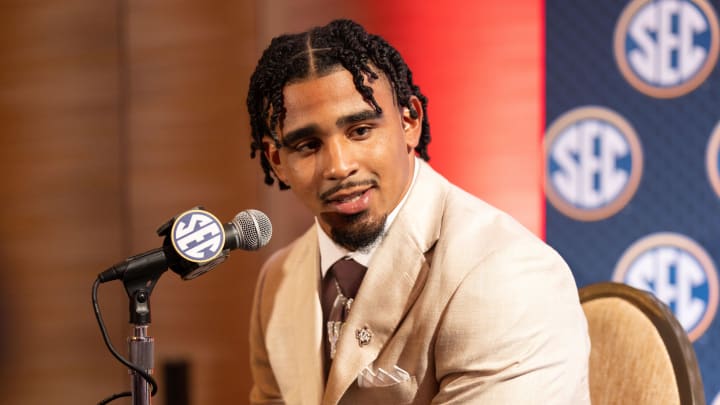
[247,19,431,189]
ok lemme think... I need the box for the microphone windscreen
[231,209,272,250]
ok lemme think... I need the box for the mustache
[319,179,378,201]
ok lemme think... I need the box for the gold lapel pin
[355,326,372,347]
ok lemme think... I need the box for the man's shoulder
[432,182,578,310]
[426,179,569,282]
[257,225,317,282]
[442,184,539,242]
[407,161,549,260]
[415,161,530,235]
[264,226,316,264]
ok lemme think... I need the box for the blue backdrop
[545,0,720,402]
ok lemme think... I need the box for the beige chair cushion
[584,297,679,405]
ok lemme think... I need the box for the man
[247,19,590,404]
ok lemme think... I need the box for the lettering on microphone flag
[171,209,226,263]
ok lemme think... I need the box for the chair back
[579,282,705,405]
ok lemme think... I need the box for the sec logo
[613,232,719,341]
[614,0,720,98]
[706,122,720,198]
[544,106,643,221]
[171,209,226,263]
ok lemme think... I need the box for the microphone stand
[124,269,163,405]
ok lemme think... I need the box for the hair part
[247,19,431,189]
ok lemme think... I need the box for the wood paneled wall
[0,0,268,402]
[0,1,128,403]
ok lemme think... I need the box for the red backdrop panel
[365,1,545,237]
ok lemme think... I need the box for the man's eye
[294,140,320,153]
[351,126,372,137]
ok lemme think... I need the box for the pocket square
[357,364,411,388]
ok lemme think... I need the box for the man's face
[265,68,422,250]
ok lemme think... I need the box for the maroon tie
[321,258,367,376]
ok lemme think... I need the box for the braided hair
[247,19,431,189]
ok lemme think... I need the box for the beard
[321,210,387,252]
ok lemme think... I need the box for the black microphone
[98,208,272,283]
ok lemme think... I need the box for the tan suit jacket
[249,161,590,404]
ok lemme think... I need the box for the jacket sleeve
[432,241,591,404]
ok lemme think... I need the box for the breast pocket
[341,376,418,404]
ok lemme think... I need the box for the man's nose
[322,136,358,180]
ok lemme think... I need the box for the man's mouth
[328,189,365,203]
[324,187,374,215]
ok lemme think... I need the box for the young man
[247,19,590,404]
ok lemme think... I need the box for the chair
[579,282,705,405]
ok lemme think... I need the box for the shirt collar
[317,157,420,277]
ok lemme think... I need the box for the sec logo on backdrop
[706,122,720,198]
[544,106,643,221]
[613,232,719,341]
[614,0,720,98]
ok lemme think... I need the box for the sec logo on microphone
[171,209,226,263]
[613,232,719,341]
[544,106,644,221]
[614,0,720,98]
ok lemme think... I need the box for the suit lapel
[322,161,446,404]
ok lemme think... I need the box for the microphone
[225,209,273,251]
[98,208,272,283]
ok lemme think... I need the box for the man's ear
[263,137,288,185]
[402,96,423,149]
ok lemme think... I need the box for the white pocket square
[357,365,411,388]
